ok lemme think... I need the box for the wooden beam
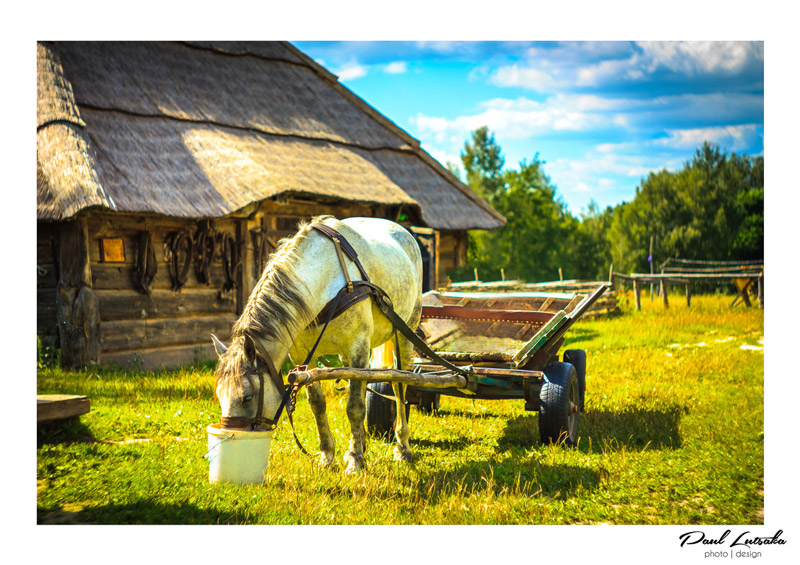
[289,366,469,390]
[633,279,641,311]
[758,273,764,308]
[56,217,100,367]
[661,279,669,309]
[37,395,90,423]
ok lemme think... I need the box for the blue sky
[294,41,764,216]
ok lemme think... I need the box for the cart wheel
[366,382,411,440]
[539,361,580,446]
[563,349,586,412]
[417,391,440,414]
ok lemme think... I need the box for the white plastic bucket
[206,424,273,484]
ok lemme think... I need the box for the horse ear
[243,333,257,364]
[210,333,228,357]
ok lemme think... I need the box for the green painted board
[512,311,567,368]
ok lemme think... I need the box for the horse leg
[305,381,337,468]
[343,345,370,474]
[392,335,415,463]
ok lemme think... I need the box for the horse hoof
[343,454,365,474]
[394,449,413,464]
[318,453,338,469]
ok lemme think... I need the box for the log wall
[37,198,463,369]
[88,213,239,369]
[437,230,468,286]
[37,223,59,350]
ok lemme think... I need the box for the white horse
[211,216,422,473]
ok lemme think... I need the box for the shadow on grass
[561,327,601,348]
[37,500,249,525]
[424,456,601,500]
[495,407,684,453]
[38,417,96,447]
[579,407,684,451]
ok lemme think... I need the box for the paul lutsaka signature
[679,529,786,548]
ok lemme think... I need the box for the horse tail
[369,340,395,369]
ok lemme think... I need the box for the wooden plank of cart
[296,284,607,446]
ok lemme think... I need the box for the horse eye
[243,394,253,403]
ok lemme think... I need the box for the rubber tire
[366,382,411,440]
[563,349,586,412]
[539,361,580,446]
[417,391,440,414]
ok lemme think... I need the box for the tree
[461,126,505,205]
[456,127,579,282]
[606,142,763,274]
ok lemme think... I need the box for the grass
[36,292,764,525]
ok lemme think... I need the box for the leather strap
[313,284,372,326]
[352,281,473,378]
[310,223,370,281]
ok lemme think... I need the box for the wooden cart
[364,284,608,446]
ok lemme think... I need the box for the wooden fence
[611,258,764,310]
[445,278,618,318]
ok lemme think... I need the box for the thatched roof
[37,41,505,230]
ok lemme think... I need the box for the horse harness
[221,222,473,452]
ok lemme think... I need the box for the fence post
[661,279,669,308]
[685,282,691,307]
[758,273,764,308]
[649,236,654,302]
[633,279,642,311]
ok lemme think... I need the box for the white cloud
[335,64,368,81]
[383,61,408,74]
[636,41,762,75]
[410,94,622,142]
[654,124,761,151]
[489,63,568,91]
[484,41,762,93]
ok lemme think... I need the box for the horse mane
[215,215,332,395]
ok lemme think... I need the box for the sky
[294,40,764,216]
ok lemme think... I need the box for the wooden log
[649,236,654,301]
[101,342,218,370]
[237,218,255,316]
[289,366,469,389]
[57,217,101,367]
[96,288,235,321]
[430,351,514,363]
[758,273,764,307]
[37,395,91,423]
[660,279,669,309]
[100,313,236,352]
[91,262,230,291]
[633,279,641,311]
[413,364,544,380]
[686,282,692,307]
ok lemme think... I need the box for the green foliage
[452,130,763,283]
[37,336,61,370]
[455,128,611,282]
[607,142,763,274]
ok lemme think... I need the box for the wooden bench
[37,395,90,423]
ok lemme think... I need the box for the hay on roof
[37,41,505,230]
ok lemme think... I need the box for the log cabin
[37,41,505,368]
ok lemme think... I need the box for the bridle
[218,344,288,432]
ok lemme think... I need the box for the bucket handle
[203,433,234,460]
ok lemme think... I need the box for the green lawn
[37,292,764,525]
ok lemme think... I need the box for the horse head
[211,333,285,430]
